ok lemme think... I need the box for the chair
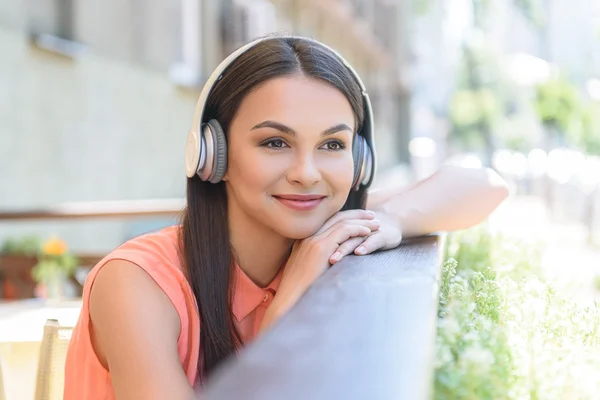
[0,354,5,400]
[34,319,73,400]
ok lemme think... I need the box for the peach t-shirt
[64,225,283,400]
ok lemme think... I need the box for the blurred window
[27,0,73,40]
[228,0,277,47]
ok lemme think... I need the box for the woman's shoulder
[82,224,196,317]
[83,223,199,357]
[113,225,184,264]
[65,225,200,395]
[91,225,185,281]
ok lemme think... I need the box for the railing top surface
[204,234,444,400]
[0,198,186,221]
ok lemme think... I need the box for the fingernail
[366,210,376,216]
[331,251,341,261]
[355,246,366,255]
[372,219,380,225]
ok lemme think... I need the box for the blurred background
[1,0,598,292]
[0,0,600,247]
[0,0,600,399]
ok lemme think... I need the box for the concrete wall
[0,27,195,252]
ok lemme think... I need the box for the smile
[272,194,326,211]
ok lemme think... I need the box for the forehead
[234,75,356,131]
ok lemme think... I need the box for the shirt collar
[232,264,284,322]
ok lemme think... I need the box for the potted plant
[0,235,42,298]
[31,237,79,299]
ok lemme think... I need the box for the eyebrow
[250,120,353,136]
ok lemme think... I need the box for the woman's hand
[280,209,380,293]
[323,210,403,265]
[259,209,380,333]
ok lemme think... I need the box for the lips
[273,194,326,211]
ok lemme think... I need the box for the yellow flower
[43,237,68,256]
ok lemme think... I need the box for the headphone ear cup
[206,119,228,183]
[184,130,202,178]
[351,136,365,190]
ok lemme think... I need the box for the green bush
[533,76,600,155]
[435,227,600,399]
[534,77,581,133]
[0,235,42,256]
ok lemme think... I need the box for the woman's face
[224,74,356,239]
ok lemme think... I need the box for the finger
[353,231,391,255]
[317,209,376,234]
[316,219,378,239]
[321,219,381,238]
[329,236,367,264]
[318,210,376,235]
[326,224,372,247]
[324,225,371,264]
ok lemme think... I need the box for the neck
[227,201,293,288]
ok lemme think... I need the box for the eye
[320,140,346,151]
[261,138,289,149]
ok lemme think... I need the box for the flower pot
[0,255,38,299]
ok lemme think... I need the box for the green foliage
[534,77,581,133]
[533,76,600,155]
[449,88,501,150]
[571,104,600,156]
[450,89,500,128]
[413,0,543,23]
[501,132,531,153]
[594,275,600,293]
[435,259,514,399]
[1,235,81,285]
[412,0,435,15]
[435,227,600,399]
[0,235,42,256]
[31,252,79,284]
[447,42,519,153]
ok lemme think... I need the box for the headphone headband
[187,35,377,189]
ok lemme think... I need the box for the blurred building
[0,0,413,251]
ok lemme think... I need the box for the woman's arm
[367,165,510,237]
[89,260,196,400]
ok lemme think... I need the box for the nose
[286,152,322,187]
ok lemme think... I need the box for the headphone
[184,35,376,191]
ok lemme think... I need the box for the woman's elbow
[481,167,511,209]
[458,167,511,228]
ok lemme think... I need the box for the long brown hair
[180,36,367,379]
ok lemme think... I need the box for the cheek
[321,156,355,191]
[227,149,281,188]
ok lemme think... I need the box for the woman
[64,35,508,400]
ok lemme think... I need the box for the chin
[273,220,326,240]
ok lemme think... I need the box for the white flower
[459,346,495,374]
